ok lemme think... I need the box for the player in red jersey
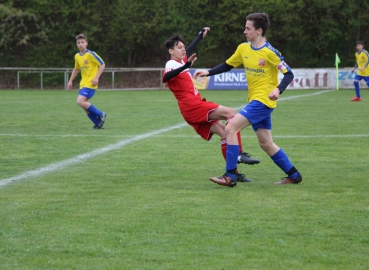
[163,27,260,182]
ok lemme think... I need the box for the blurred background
[1,0,368,88]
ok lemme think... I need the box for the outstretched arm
[194,62,233,78]
[162,53,197,83]
[186,27,210,56]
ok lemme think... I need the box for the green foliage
[0,2,49,64]
[0,0,368,68]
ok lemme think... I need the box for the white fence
[0,67,363,90]
[0,67,165,90]
[278,68,362,90]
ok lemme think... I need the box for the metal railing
[0,67,165,90]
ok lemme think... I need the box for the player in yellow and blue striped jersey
[195,13,302,187]
[67,34,107,129]
[350,41,369,101]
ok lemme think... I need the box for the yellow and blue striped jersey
[226,41,291,108]
[74,49,104,89]
[355,49,369,76]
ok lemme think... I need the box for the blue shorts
[239,100,274,131]
[354,75,369,83]
[79,87,96,99]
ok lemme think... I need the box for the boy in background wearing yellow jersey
[350,41,369,101]
[195,13,302,187]
[68,34,107,129]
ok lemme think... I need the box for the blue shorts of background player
[79,87,96,99]
[239,100,273,131]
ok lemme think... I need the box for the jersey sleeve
[268,47,291,74]
[164,60,176,75]
[163,59,185,82]
[225,44,245,68]
[277,59,291,74]
[89,51,104,66]
[164,58,186,74]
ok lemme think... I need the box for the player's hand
[194,70,209,79]
[268,88,280,101]
[92,78,99,86]
[187,53,197,67]
[202,27,210,38]
[359,67,364,71]
[67,82,73,90]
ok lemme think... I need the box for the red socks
[221,138,227,160]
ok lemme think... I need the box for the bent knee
[218,106,236,118]
[228,108,237,116]
[258,140,273,151]
[226,108,237,118]
[225,124,238,136]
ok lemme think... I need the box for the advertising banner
[338,69,368,89]
[189,68,367,90]
[189,69,247,90]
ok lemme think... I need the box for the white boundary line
[0,90,330,187]
[1,133,368,139]
[0,123,187,187]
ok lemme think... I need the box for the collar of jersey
[250,41,269,51]
[79,49,90,56]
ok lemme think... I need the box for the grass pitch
[0,89,368,269]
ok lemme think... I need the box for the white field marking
[0,90,330,187]
[0,90,332,139]
[0,133,136,138]
[143,134,369,139]
[151,134,369,139]
[1,134,368,139]
[164,134,369,139]
[0,123,187,187]
[273,134,369,138]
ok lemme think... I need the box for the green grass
[0,89,368,269]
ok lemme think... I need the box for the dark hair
[165,34,185,51]
[76,33,88,41]
[246,13,270,37]
[356,41,364,45]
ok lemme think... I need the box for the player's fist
[268,88,280,100]
[194,70,209,79]
[202,27,210,38]
[187,53,197,67]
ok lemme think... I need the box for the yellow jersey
[74,49,104,89]
[355,49,369,76]
[226,41,291,108]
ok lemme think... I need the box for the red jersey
[162,56,220,141]
[163,56,202,112]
